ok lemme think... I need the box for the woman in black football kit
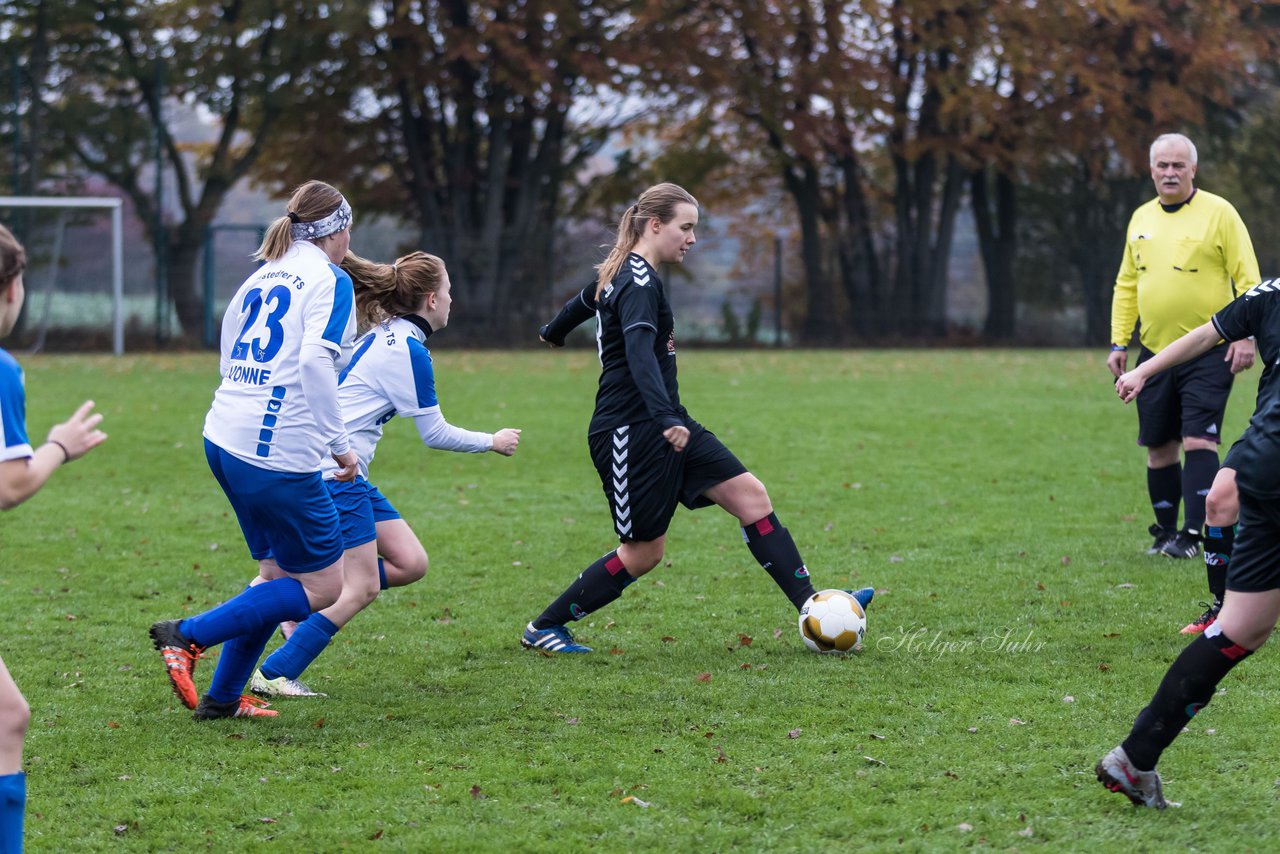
[1097,277,1280,807]
[521,183,871,653]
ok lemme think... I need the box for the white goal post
[0,196,126,355]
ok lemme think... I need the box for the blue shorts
[326,477,402,549]
[204,439,344,573]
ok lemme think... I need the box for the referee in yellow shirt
[1109,133,1259,564]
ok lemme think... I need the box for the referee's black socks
[743,512,817,610]
[533,550,634,629]
[1147,462,1181,534]
[1181,449,1218,536]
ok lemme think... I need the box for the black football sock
[743,513,817,610]
[533,550,634,629]
[1202,524,1233,606]
[1121,628,1252,771]
[1147,463,1181,533]
[1181,449,1218,535]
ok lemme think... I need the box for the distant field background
[1,349,1272,851]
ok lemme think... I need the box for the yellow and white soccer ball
[798,589,866,653]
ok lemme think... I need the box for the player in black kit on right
[1098,276,1280,807]
[521,183,871,653]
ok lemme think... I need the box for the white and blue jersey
[0,348,32,462]
[320,315,491,481]
[203,241,356,473]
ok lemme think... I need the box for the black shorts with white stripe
[587,417,748,542]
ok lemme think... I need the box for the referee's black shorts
[588,418,748,542]
[1135,343,1234,447]
[1226,485,1280,593]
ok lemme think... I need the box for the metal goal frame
[0,195,126,355]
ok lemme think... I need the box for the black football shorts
[1226,486,1280,592]
[1135,343,1234,447]
[588,418,748,542]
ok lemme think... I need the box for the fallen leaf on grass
[696,672,712,683]
[714,745,728,764]
[313,718,325,728]
[863,756,886,766]
[869,733,885,740]
[566,717,579,725]
[661,636,676,643]
[609,648,625,655]
[1063,696,1075,704]
[772,628,784,640]
[259,817,277,824]
[106,721,119,729]
[739,663,752,670]
[737,634,753,647]
[470,785,485,800]
[1098,663,1111,672]
[113,825,128,836]
[1009,718,1026,725]
[787,728,802,739]
[370,830,384,840]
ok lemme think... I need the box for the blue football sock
[179,577,311,648]
[0,771,25,854]
[378,558,388,591]
[206,619,277,705]
[259,613,340,682]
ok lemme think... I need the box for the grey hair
[1150,133,1198,166]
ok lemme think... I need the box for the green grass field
[2,349,1272,851]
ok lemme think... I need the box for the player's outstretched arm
[1116,322,1220,403]
[0,400,106,510]
[539,284,596,347]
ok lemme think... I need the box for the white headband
[290,198,353,241]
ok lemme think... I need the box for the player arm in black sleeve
[539,283,597,346]
[623,324,683,430]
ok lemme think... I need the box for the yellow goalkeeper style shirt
[1111,189,1260,353]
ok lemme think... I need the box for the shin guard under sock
[180,576,312,648]
[1147,463,1181,533]
[533,551,633,629]
[1121,626,1252,771]
[743,513,817,610]
[0,772,24,854]
[1202,525,1233,605]
[259,613,340,682]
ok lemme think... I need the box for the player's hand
[46,400,107,461]
[1225,338,1256,374]
[663,425,690,452]
[1115,371,1146,403]
[491,428,521,456]
[539,324,563,348]
[1107,349,1128,378]
[331,449,359,482]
